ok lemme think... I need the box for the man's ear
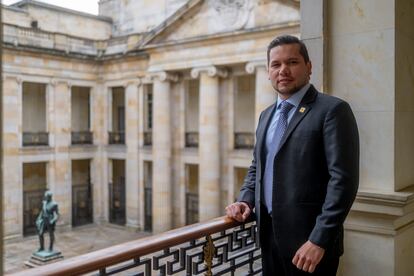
[307,61,312,76]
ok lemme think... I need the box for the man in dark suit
[226,35,359,275]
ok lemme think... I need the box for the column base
[341,188,414,276]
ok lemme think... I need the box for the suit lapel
[256,104,276,166]
[277,85,318,153]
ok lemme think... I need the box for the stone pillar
[91,81,106,222]
[300,0,327,91]
[245,60,275,127]
[125,80,140,229]
[301,1,414,275]
[152,71,177,233]
[50,80,71,227]
[191,66,227,221]
[2,76,23,238]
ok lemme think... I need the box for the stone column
[246,60,275,127]
[125,80,140,229]
[50,80,71,227]
[2,76,23,238]
[152,71,177,233]
[301,1,414,275]
[191,66,227,221]
[300,0,327,91]
[91,81,106,222]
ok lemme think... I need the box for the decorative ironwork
[234,132,254,149]
[23,189,46,236]
[185,132,199,148]
[72,184,93,226]
[203,235,216,276]
[144,187,152,231]
[108,131,125,144]
[13,216,261,275]
[109,178,126,225]
[143,131,152,146]
[186,192,199,225]
[71,131,93,145]
[22,132,49,146]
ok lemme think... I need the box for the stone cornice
[245,59,267,74]
[191,66,228,79]
[142,22,300,51]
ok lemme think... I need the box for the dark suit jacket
[238,84,359,258]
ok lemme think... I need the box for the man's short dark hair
[267,35,310,64]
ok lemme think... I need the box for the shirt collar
[276,83,310,109]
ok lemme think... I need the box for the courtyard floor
[4,223,151,275]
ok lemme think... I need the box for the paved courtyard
[4,223,151,275]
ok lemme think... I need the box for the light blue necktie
[264,101,294,213]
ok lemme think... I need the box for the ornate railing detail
[22,132,49,146]
[108,131,125,144]
[11,216,262,276]
[234,132,254,149]
[186,192,199,225]
[71,131,93,145]
[185,132,199,148]
[143,131,152,146]
[203,235,216,276]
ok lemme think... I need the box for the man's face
[268,43,312,99]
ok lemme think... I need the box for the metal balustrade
[234,132,254,149]
[71,131,93,145]
[108,131,125,145]
[143,131,152,146]
[11,216,261,276]
[185,132,199,148]
[22,132,49,146]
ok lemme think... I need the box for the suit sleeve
[237,113,263,208]
[309,101,359,249]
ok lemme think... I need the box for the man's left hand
[292,240,325,273]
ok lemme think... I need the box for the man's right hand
[225,202,251,222]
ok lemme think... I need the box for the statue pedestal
[25,250,64,268]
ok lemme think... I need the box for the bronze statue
[36,191,59,252]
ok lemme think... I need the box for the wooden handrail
[11,216,252,276]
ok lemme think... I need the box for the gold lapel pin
[299,107,306,113]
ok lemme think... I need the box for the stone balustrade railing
[2,23,143,57]
[10,216,261,275]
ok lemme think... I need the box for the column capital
[3,75,22,85]
[149,71,179,83]
[125,79,142,88]
[191,66,228,79]
[245,59,267,74]
[50,79,72,89]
